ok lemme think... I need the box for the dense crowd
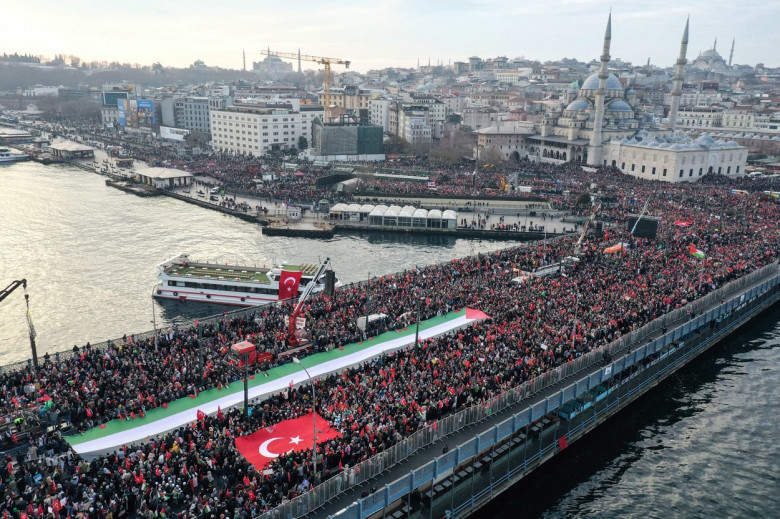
[4,122,780,518]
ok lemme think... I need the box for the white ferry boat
[0,147,29,163]
[153,253,339,306]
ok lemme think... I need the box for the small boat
[0,148,29,163]
[153,253,340,306]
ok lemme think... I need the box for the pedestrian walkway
[66,308,490,458]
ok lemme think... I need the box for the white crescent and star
[258,436,304,458]
[284,278,297,287]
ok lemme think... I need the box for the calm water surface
[0,161,509,363]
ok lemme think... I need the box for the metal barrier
[256,261,780,519]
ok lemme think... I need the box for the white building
[369,98,392,133]
[677,106,723,129]
[210,104,322,156]
[23,86,59,97]
[605,132,747,182]
[399,106,432,144]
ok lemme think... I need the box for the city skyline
[6,0,779,73]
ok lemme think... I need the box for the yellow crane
[261,49,350,123]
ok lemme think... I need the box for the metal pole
[243,353,249,417]
[302,364,317,485]
[414,298,421,348]
[151,285,158,351]
[364,272,370,338]
[24,294,39,371]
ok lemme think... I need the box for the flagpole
[293,357,317,486]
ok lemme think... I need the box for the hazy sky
[5,0,778,72]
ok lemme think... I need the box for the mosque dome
[607,100,633,112]
[565,99,591,112]
[581,73,622,91]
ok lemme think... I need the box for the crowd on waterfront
[2,152,780,518]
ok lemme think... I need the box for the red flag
[558,436,568,450]
[162,402,168,408]
[278,269,303,300]
[234,412,341,470]
[217,406,224,423]
[52,500,62,513]
[196,409,205,421]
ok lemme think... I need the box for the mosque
[477,14,747,183]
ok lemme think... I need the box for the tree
[298,136,308,150]
[384,135,410,156]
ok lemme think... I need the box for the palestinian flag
[689,244,705,259]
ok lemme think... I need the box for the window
[663,169,667,177]
[680,169,684,178]
[689,169,693,177]
[631,164,635,171]
[641,166,646,173]
[652,167,656,175]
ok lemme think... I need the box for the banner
[278,270,303,300]
[234,412,341,470]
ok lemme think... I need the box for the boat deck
[166,262,320,284]
[170,265,271,283]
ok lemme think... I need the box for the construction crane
[287,258,334,347]
[573,202,602,257]
[261,49,350,123]
[1,279,39,370]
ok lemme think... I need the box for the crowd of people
[4,121,780,518]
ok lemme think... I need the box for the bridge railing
[255,260,780,519]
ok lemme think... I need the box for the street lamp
[364,272,371,339]
[292,356,317,486]
[413,292,422,349]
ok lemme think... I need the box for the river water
[0,160,512,364]
[3,161,779,517]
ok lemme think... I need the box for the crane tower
[261,49,350,123]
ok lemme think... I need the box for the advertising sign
[160,126,190,141]
[117,99,127,126]
[136,99,155,126]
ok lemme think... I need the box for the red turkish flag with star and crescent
[278,269,303,300]
[234,412,341,469]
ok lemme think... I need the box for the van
[210,187,221,195]
[748,171,764,178]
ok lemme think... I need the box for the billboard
[137,100,155,126]
[117,99,156,128]
[160,126,189,142]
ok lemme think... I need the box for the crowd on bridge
[5,121,780,519]
[3,158,780,518]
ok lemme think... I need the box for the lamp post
[292,357,317,486]
[413,294,422,349]
[150,285,158,351]
[364,272,370,338]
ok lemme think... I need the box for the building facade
[210,104,312,156]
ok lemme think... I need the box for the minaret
[713,37,717,51]
[242,49,246,71]
[668,17,689,133]
[587,11,612,166]
[729,38,735,66]
[297,48,301,73]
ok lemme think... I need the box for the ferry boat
[0,147,29,162]
[153,253,340,306]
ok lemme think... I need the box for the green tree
[298,135,308,150]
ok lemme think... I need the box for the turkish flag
[234,412,341,470]
[196,409,205,421]
[278,270,303,300]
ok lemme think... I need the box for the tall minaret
[729,38,735,66]
[297,48,301,73]
[668,17,689,133]
[242,49,246,71]
[587,11,612,166]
